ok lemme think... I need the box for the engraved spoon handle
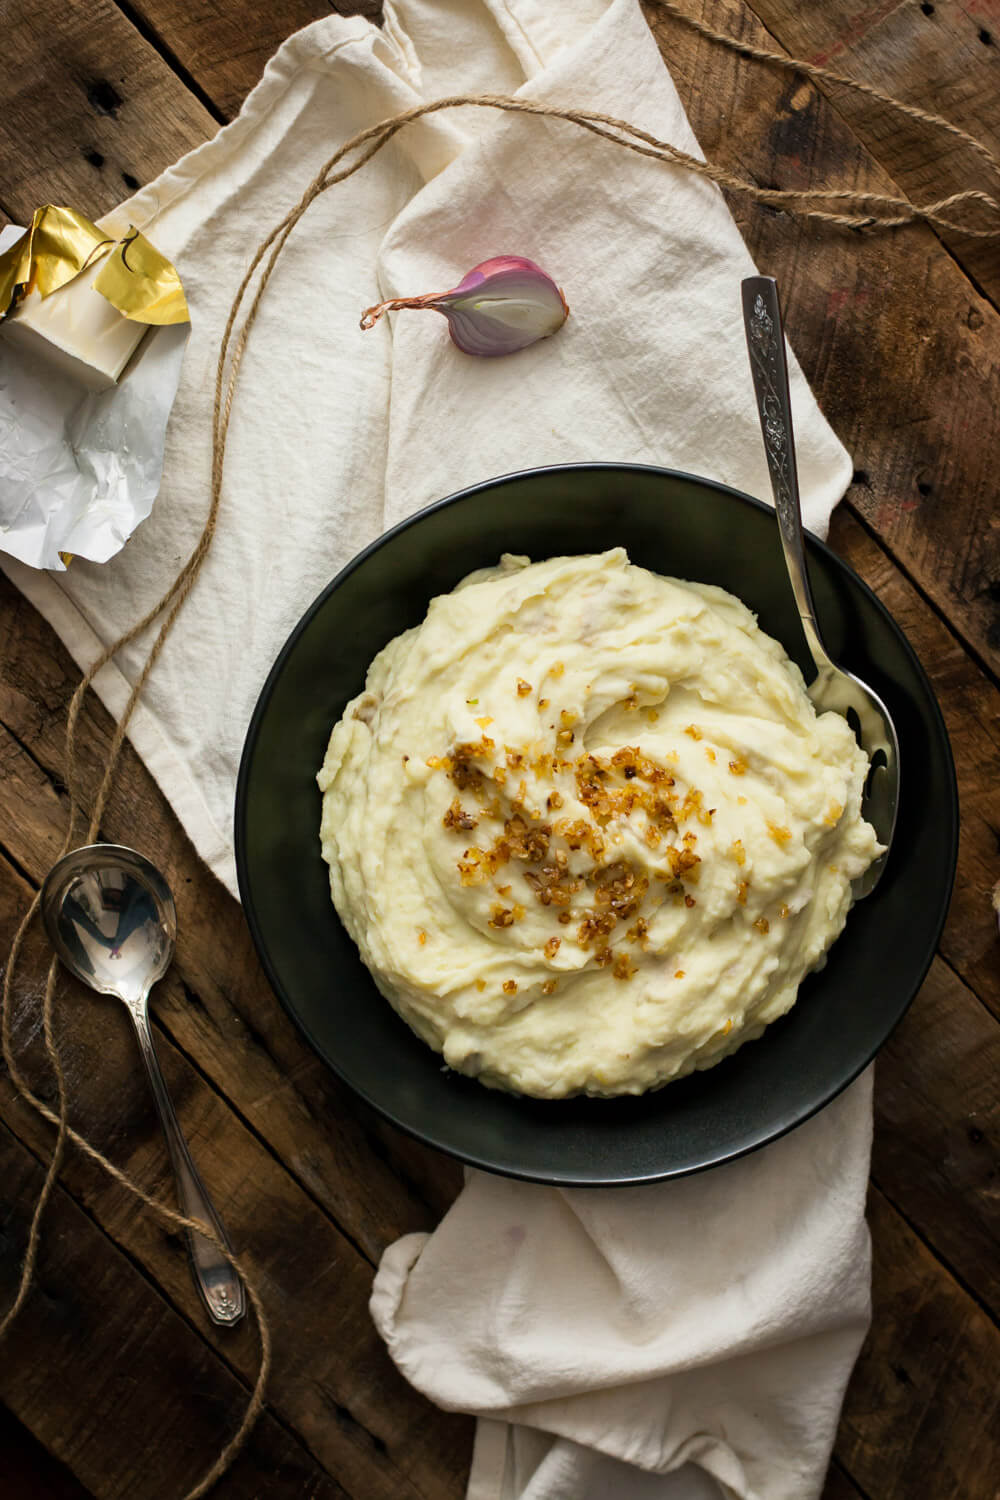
[741,276,835,679]
[128,1001,246,1326]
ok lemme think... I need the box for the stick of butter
[0,209,189,390]
[1,260,149,390]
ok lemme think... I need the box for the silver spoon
[41,843,246,1325]
[741,276,899,897]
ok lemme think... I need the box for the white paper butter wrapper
[0,223,188,571]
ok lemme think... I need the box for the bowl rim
[234,460,959,1184]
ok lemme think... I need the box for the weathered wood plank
[3,5,1000,1499]
[4,817,998,1498]
[0,0,215,223]
[0,853,471,1500]
[828,507,1000,1017]
[647,0,1000,680]
[0,1120,355,1500]
[0,1402,94,1500]
[749,0,1000,308]
[820,1457,868,1500]
[872,956,1000,1316]
[836,1185,1000,1497]
[115,0,375,123]
[0,585,463,1247]
[0,572,464,1243]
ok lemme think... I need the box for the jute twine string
[3,4,1000,1495]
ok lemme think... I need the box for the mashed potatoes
[318,550,881,1097]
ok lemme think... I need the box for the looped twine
[3,4,999,1497]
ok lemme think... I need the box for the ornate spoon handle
[741,276,834,680]
[129,999,246,1326]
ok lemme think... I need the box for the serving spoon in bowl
[41,843,246,1325]
[741,275,899,897]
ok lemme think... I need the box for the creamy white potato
[318,550,881,1098]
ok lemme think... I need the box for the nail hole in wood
[87,79,123,116]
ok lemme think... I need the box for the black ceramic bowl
[235,463,957,1186]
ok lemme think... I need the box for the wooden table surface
[1,2,998,1497]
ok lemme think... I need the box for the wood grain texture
[0,0,215,223]
[821,1458,869,1500]
[2,565,999,1489]
[2,1,1000,1497]
[2,554,998,1316]
[115,0,377,123]
[828,508,1000,1018]
[0,573,463,1249]
[0,1402,94,1500]
[837,1186,1000,1498]
[0,853,471,1500]
[0,1122,357,1500]
[871,956,1000,1316]
[750,0,1000,308]
[646,0,1000,680]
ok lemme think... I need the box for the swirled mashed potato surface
[318,550,881,1098]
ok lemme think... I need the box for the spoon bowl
[42,845,176,1007]
[41,843,246,1326]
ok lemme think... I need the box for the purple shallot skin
[360,255,569,357]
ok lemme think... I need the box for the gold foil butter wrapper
[0,208,190,572]
[0,204,189,326]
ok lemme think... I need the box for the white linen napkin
[372,1072,872,1500]
[2,2,869,1496]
